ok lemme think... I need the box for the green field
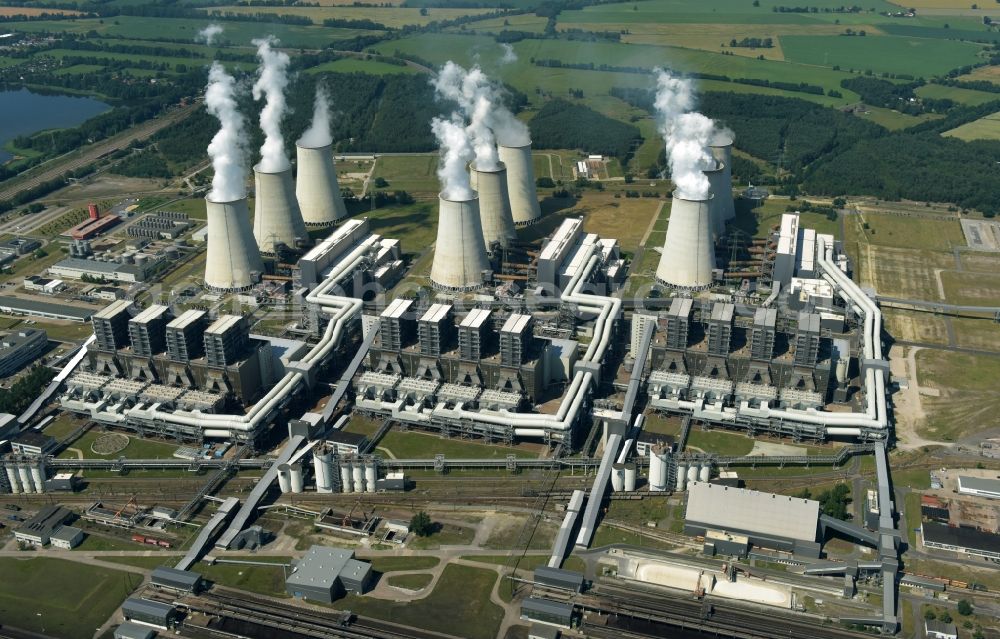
[203,5,492,27]
[333,564,504,639]
[916,82,1000,106]
[198,559,292,597]
[386,573,434,589]
[780,35,983,76]
[0,558,142,639]
[558,0,899,26]
[306,58,419,75]
[57,430,179,459]
[686,429,755,456]
[377,429,536,459]
[943,110,1000,140]
[407,522,476,549]
[915,349,1000,441]
[364,556,440,572]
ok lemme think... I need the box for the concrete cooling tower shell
[205,196,265,292]
[470,161,516,249]
[704,162,729,239]
[295,143,347,227]
[498,142,542,227]
[655,193,716,290]
[709,133,736,223]
[430,194,491,292]
[253,164,309,255]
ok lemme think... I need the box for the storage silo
[655,192,716,290]
[498,142,542,227]
[365,462,377,494]
[649,445,669,492]
[709,132,736,224]
[698,463,711,483]
[352,464,364,494]
[277,463,291,493]
[430,193,491,292]
[836,357,849,385]
[611,463,625,492]
[675,463,688,491]
[253,163,309,255]
[17,465,33,493]
[30,462,44,494]
[703,162,729,239]
[289,463,304,494]
[204,195,265,292]
[4,465,20,494]
[313,451,332,494]
[339,462,353,494]
[624,463,637,492]
[469,161,516,250]
[295,142,347,227]
[686,465,699,484]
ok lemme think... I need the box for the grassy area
[904,490,921,547]
[407,522,476,549]
[883,309,950,345]
[484,515,558,551]
[371,156,439,195]
[58,430,179,459]
[940,270,1000,306]
[198,558,292,597]
[74,533,144,552]
[604,496,672,526]
[99,555,178,570]
[591,522,674,549]
[342,415,384,437]
[917,82,1000,106]
[365,556,440,572]
[333,564,504,639]
[855,105,938,131]
[915,349,1000,441]
[378,429,536,459]
[306,58,418,75]
[462,554,586,573]
[949,316,1000,351]
[943,110,1000,141]
[203,5,490,27]
[41,412,85,440]
[386,573,433,590]
[780,34,983,76]
[686,429,755,456]
[0,558,142,639]
[730,197,841,241]
[854,212,964,251]
[642,412,684,437]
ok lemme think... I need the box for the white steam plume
[654,67,719,200]
[196,23,223,45]
[298,83,332,148]
[432,115,475,201]
[500,43,517,64]
[434,61,530,156]
[205,62,248,202]
[252,37,292,172]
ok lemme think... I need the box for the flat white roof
[460,308,491,328]
[93,299,132,319]
[685,481,820,543]
[130,304,169,325]
[538,218,582,262]
[501,313,532,334]
[167,309,206,330]
[205,315,242,335]
[300,219,367,262]
[381,298,412,319]
[419,303,451,324]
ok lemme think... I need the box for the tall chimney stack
[709,132,735,225]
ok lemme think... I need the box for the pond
[0,87,111,164]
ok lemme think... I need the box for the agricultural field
[305,58,419,76]
[780,35,983,77]
[915,349,1000,441]
[202,6,494,28]
[0,558,142,639]
[943,110,1000,141]
[916,83,1000,106]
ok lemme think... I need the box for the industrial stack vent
[295,142,347,227]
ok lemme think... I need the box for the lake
[0,88,111,164]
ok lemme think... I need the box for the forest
[529,98,640,159]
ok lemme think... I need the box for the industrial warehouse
[0,53,945,639]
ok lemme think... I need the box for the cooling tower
[655,192,716,290]
[295,142,347,227]
[430,193,491,292]
[253,164,309,255]
[498,142,542,227]
[204,196,265,292]
[469,161,516,250]
[709,133,736,223]
[704,161,729,239]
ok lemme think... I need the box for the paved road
[0,100,202,205]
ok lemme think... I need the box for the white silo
[253,164,309,255]
[339,462,353,493]
[469,161,516,250]
[352,464,364,494]
[624,463,637,492]
[836,357,850,385]
[709,132,736,223]
[498,142,542,227]
[277,463,292,493]
[30,462,44,494]
[655,192,716,290]
[365,462,377,494]
[675,463,687,491]
[430,193,491,292]
[703,162,729,239]
[295,142,347,227]
[4,465,20,494]
[686,465,699,484]
[17,465,33,493]
[289,463,304,494]
[698,463,711,483]
[313,451,332,494]
[649,446,669,492]
[204,196,265,292]
[611,463,625,492]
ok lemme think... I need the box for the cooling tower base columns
[430,194,492,292]
[498,142,542,227]
[296,142,348,227]
[655,192,716,290]
[204,196,265,293]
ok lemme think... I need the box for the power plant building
[0,328,48,377]
[285,545,373,602]
[684,481,821,557]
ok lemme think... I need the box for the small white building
[924,619,958,639]
[957,475,1000,500]
[50,525,85,549]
